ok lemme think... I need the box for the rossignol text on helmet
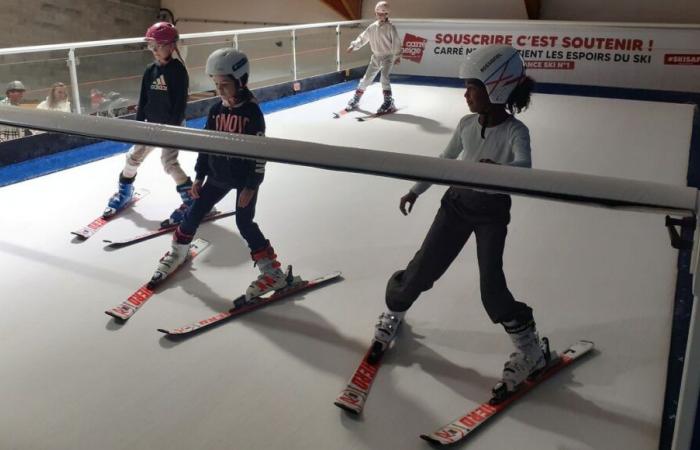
[459,45,525,104]
[206,48,250,87]
[145,22,179,44]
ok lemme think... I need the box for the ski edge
[419,340,595,446]
[157,270,342,336]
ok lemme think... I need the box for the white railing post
[291,29,297,81]
[67,48,82,114]
[233,34,238,50]
[336,24,341,71]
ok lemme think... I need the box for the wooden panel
[321,0,362,20]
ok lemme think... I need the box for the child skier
[370,45,546,400]
[345,1,402,114]
[150,48,288,300]
[103,21,193,228]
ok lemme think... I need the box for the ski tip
[334,401,361,415]
[419,434,445,446]
[156,328,170,334]
[105,310,128,322]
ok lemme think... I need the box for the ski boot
[103,176,135,218]
[491,318,551,404]
[244,245,288,300]
[376,90,396,114]
[368,310,405,363]
[149,240,190,288]
[345,89,364,111]
[160,179,195,228]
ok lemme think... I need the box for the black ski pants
[385,187,531,324]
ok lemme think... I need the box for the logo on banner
[664,54,700,65]
[402,33,428,63]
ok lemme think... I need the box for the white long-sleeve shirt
[350,20,402,58]
[411,114,532,195]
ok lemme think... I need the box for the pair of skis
[335,337,594,446]
[71,188,234,247]
[105,237,341,334]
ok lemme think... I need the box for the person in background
[0,80,32,142]
[344,1,402,114]
[36,82,71,112]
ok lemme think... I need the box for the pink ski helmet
[145,22,179,44]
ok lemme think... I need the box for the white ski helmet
[459,45,525,104]
[206,48,250,87]
[375,1,390,14]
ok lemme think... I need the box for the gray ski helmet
[206,48,250,87]
[6,80,26,92]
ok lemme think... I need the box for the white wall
[162,0,529,34]
[162,0,343,33]
[540,0,700,24]
[0,0,160,47]
[361,0,527,20]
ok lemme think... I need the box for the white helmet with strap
[375,1,390,14]
[459,45,525,104]
[206,48,250,87]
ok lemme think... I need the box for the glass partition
[75,44,151,116]
[295,26,338,80]
[238,30,295,88]
[0,51,73,110]
[339,23,372,71]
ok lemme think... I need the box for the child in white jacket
[345,1,402,114]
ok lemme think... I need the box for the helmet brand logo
[480,53,501,72]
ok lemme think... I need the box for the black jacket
[135,58,188,125]
[195,98,266,189]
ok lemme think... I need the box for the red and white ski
[334,340,386,415]
[102,210,235,248]
[71,189,149,240]
[105,238,210,321]
[420,340,595,446]
[157,270,341,336]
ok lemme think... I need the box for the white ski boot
[373,310,405,351]
[245,245,288,300]
[491,319,550,403]
[345,89,364,111]
[149,240,190,287]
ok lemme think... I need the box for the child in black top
[103,22,193,228]
[150,49,287,300]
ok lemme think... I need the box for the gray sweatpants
[385,187,531,324]
[121,144,189,185]
[357,54,395,92]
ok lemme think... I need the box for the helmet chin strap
[479,105,492,139]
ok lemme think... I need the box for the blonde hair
[47,82,68,109]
